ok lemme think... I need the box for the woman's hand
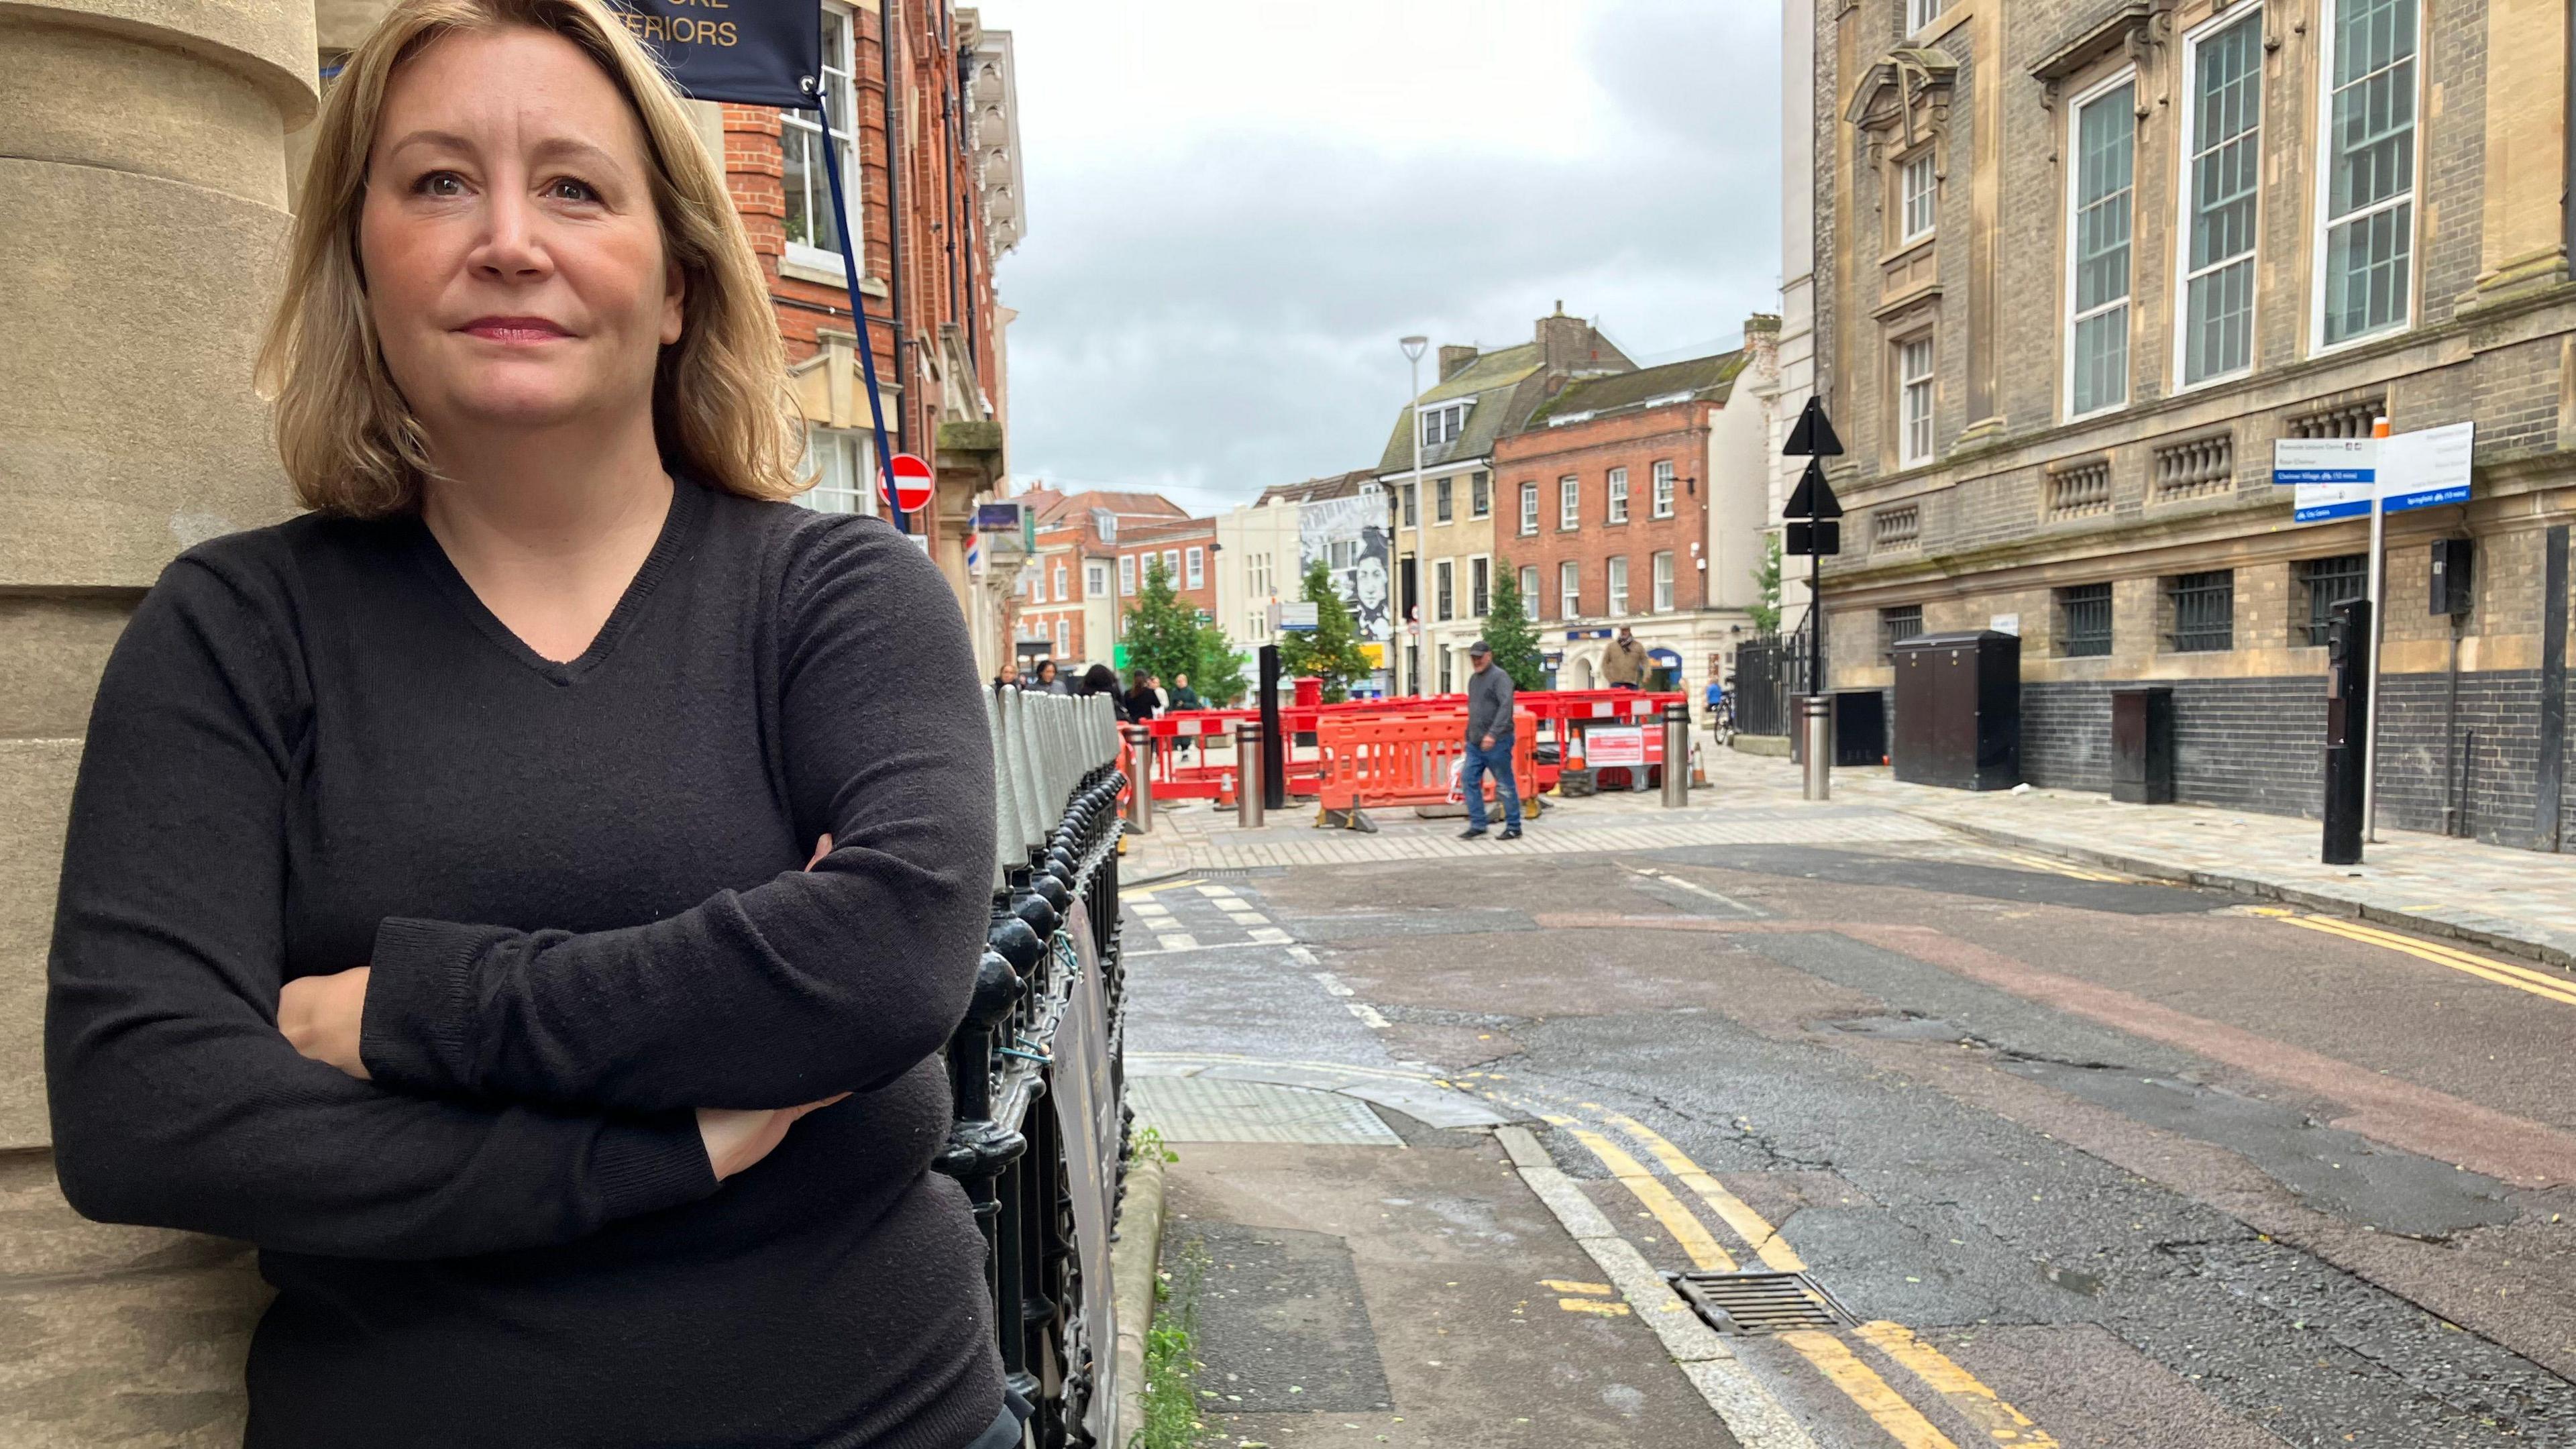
[279,966,373,1079]
[697,1095,848,1180]
[698,836,846,1181]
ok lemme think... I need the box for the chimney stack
[1535,305,1591,375]
[1437,344,1480,382]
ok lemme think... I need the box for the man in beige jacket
[1600,627,1649,690]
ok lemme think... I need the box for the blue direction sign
[2273,438,2375,523]
[2377,421,2475,515]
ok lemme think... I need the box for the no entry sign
[884,452,934,515]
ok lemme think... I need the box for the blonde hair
[258,0,802,515]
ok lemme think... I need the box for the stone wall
[1,0,315,1440]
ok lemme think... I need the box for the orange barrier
[1316,708,1539,812]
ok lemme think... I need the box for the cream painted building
[1214,494,1305,691]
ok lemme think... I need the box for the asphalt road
[1124,830,2576,1448]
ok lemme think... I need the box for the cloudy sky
[975,0,1784,517]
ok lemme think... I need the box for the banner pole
[813,87,904,533]
[2363,415,2390,842]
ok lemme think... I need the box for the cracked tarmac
[1126,831,2576,1446]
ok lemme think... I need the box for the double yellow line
[1476,1078,2056,1448]
[2279,914,2576,1009]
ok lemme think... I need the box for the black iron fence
[1733,621,1819,738]
[948,690,1131,1446]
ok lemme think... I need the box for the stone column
[0,0,315,1440]
[2469,0,2570,303]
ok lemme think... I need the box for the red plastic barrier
[1315,708,1538,812]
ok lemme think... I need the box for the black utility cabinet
[2109,686,2175,804]
[1834,690,1887,767]
[1891,631,2021,790]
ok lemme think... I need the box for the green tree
[1119,559,1202,688]
[1276,559,1375,702]
[1479,568,1546,692]
[1748,535,1784,635]
[1192,619,1248,706]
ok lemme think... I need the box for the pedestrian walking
[1458,640,1523,840]
[42,4,1019,1445]
[1169,673,1205,712]
[1600,625,1648,690]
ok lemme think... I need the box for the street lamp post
[1401,335,1428,696]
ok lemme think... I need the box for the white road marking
[1348,1002,1392,1029]
[1310,972,1354,998]
[1285,945,1320,966]
[1248,927,1293,945]
[1195,884,1240,899]
[1152,932,1200,951]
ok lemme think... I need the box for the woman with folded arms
[44,2,1016,1444]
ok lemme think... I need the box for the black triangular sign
[1784,396,1844,458]
[1783,458,1844,520]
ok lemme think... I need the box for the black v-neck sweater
[45,480,1004,1448]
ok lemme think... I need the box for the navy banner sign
[606,0,820,110]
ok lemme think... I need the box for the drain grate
[1668,1271,1856,1336]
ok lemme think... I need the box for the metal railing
[943,688,1130,1446]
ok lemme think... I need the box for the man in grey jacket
[1460,640,1523,840]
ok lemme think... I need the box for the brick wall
[2008,671,2574,848]
[1494,405,1713,622]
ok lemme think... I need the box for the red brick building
[1492,323,1780,696]
[688,3,1023,663]
[1011,490,1187,676]
[1115,517,1220,645]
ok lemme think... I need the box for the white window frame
[1185,546,1204,588]
[1559,559,1581,619]
[1119,555,1135,596]
[1163,549,1181,582]
[1909,0,1945,34]
[1607,467,1630,524]
[1897,335,1936,468]
[1651,460,1676,518]
[1053,619,1067,654]
[1652,551,1675,612]
[2311,0,2423,354]
[782,4,860,275]
[1030,566,1046,604]
[1418,400,1471,447]
[1607,555,1629,618]
[2173,6,2265,392]
[1519,565,1541,620]
[1470,555,1490,617]
[1470,472,1491,519]
[1087,563,1108,597]
[797,425,877,517]
[1519,482,1539,535]
[1054,563,1069,600]
[2063,68,2137,421]
[1898,151,1937,243]
[1560,476,1580,531]
[1435,558,1455,622]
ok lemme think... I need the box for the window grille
[2057,584,2112,657]
[1436,559,1454,621]
[1880,605,1923,661]
[1560,561,1581,619]
[2300,555,2369,645]
[1436,478,1453,523]
[1909,0,1943,32]
[1519,566,1540,619]
[780,6,859,266]
[1470,557,1490,617]
[2167,570,2235,652]
[1874,504,1921,549]
[1402,482,1417,527]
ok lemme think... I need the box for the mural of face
[1355,553,1390,610]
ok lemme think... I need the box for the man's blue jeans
[1461,736,1522,832]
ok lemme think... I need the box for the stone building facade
[1492,324,1780,698]
[1801,0,2576,849]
